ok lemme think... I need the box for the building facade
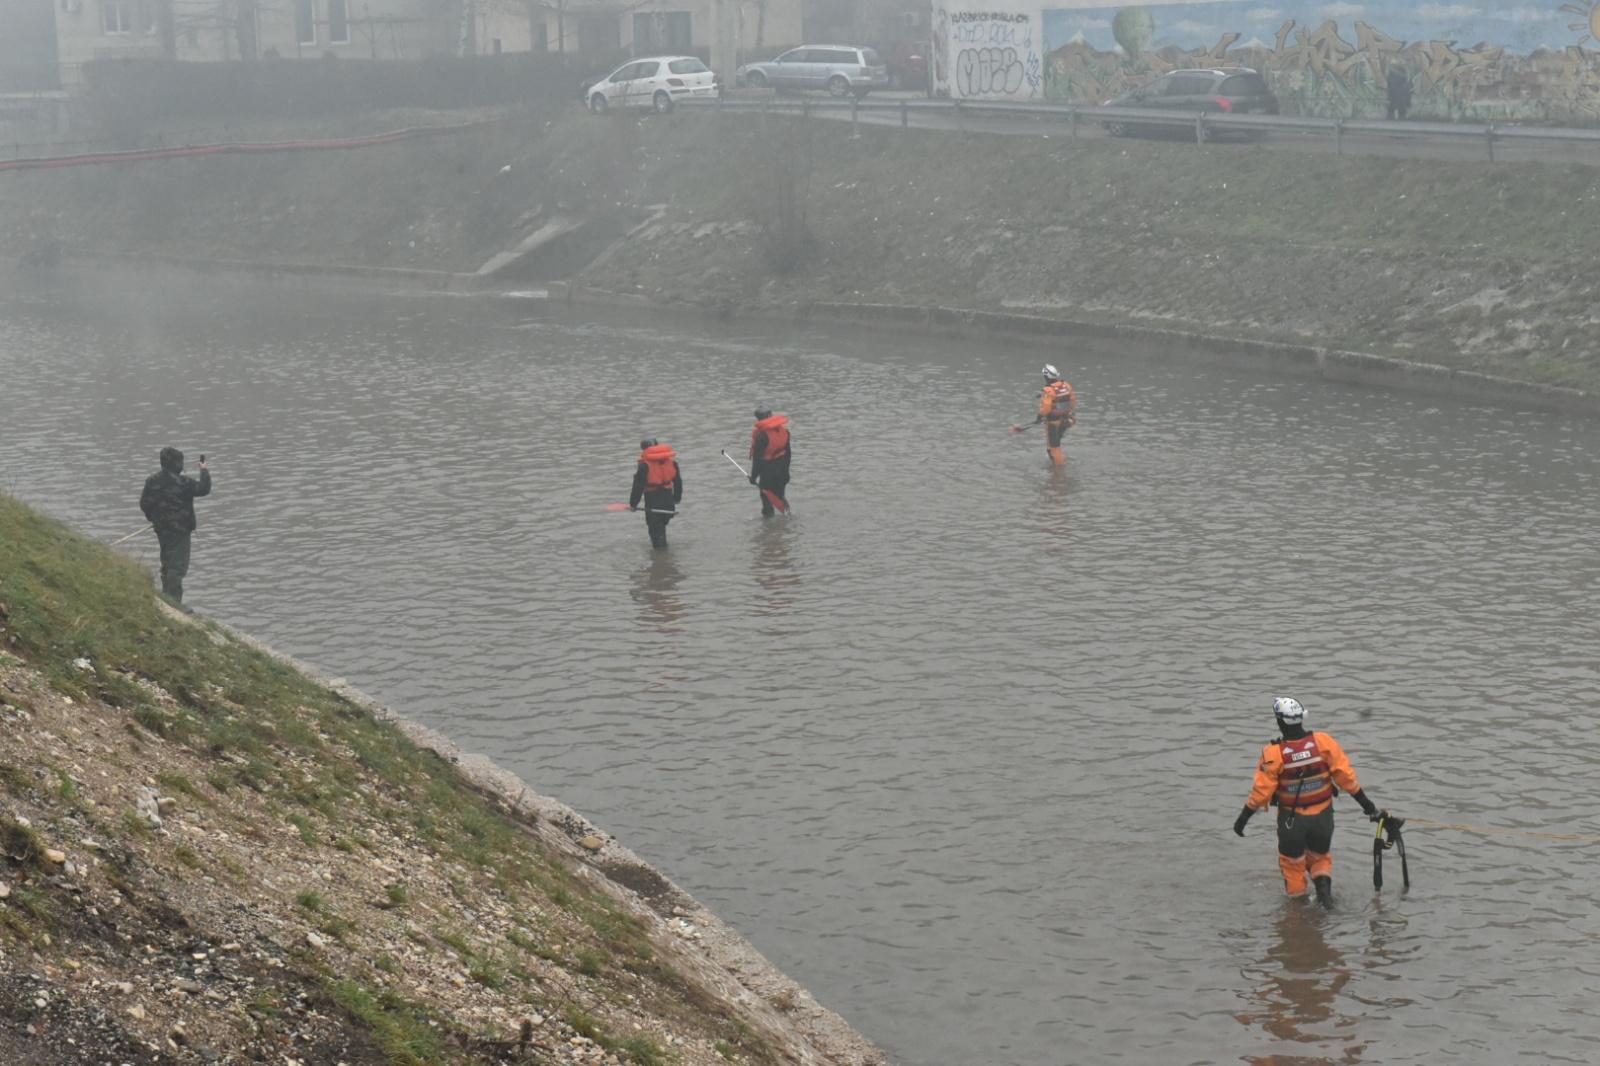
[475,0,802,59]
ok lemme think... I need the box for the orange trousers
[1275,805,1335,895]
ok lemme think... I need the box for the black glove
[1371,808,1391,824]
[1353,789,1379,819]
[1233,807,1255,837]
[748,475,758,485]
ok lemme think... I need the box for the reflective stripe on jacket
[1246,731,1361,816]
[1273,735,1335,809]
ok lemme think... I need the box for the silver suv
[738,45,889,97]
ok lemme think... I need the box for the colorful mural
[934,2,1047,99]
[1038,0,1600,121]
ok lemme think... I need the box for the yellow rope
[1404,817,1600,845]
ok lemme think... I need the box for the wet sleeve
[139,477,157,522]
[749,431,766,475]
[1037,390,1051,418]
[1246,745,1279,811]
[186,470,211,499]
[629,463,646,508]
[1319,733,1362,795]
[672,465,682,504]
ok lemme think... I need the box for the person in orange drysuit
[629,438,682,549]
[1233,697,1388,907]
[748,406,791,516]
[1033,364,1076,466]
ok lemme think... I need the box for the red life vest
[640,444,677,491]
[751,414,790,461]
[1273,735,1335,809]
[1042,380,1076,420]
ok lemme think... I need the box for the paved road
[728,89,1600,166]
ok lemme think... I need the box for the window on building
[328,0,349,43]
[102,0,133,35]
[577,14,620,52]
[295,0,316,45]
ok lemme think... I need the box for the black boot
[1313,875,1333,908]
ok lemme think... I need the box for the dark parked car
[880,40,928,91]
[1101,68,1278,139]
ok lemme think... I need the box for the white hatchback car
[586,55,718,113]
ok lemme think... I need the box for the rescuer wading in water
[1233,697,1389,907]
[1033,365,1076,466]
[630,439,682,549]
[748,407,791,516]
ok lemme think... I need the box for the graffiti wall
[1038,0,1600,120]
[934,1,1046,99]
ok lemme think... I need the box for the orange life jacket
[640,444,677,491]
[750,414,790,462]
[1040,380,1076,420]
[1273,734,1336,810]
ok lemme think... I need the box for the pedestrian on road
[1232,697,1390,907]
[630,439,682,549]
[138,446,211,607]
[1385,64,1412,121]
[748,406,791,516]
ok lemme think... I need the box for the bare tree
[169,0,280,60]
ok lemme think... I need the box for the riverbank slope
[4,105,1599,392]
[0,494,884,1066]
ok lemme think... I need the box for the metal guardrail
[681,95,1600,162]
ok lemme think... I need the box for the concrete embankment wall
[5,105,1599,402]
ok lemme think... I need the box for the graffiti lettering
[954,21,1033,47]
[1041,7,1600,122]
[950,11,1029,22]
[957,46,1027,97]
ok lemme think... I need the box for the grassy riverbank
[4,105,1599,391]
[0,494,874,1065]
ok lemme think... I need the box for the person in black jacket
[629,439,682,549]
[1385,64,1412,121]
[139,446,211,606]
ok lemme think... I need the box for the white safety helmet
[1272,697,1306,726]
[1042,364,1061,381]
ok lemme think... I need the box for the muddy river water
[3,270,1598,1065]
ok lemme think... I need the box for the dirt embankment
[0,495,884,1066]
[5,105,1600,392]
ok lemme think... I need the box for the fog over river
[3,269,1598,1065]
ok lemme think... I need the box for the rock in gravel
[44,848,66,865]
[135,787,163,829]
[578,835,604,852]
[0,882,10,900]
[305,931,327,949]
